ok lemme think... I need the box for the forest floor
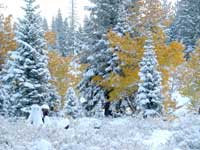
[0,113,200,150]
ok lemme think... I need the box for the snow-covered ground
[0,114,200,150]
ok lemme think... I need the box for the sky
[1,0,176,26]
[0,0,91,26]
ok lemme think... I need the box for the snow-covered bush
[64,87,83,118]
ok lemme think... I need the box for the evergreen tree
[169,0,200,59]
[113,0,132,36]
[62,18,70,56]
[51,17,56,32]
[63,17,76,56]
[64,87,82,118]
[78,0,123,117]
[0,88,8,115]
[89,0,122,34]
[42,18,49,32]
[0,0,60,116]
[136,33,163,117]
[54,9,66,56]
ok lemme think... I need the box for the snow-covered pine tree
[136,33,163,117]
[113,0,132,36]
[0,88,8,115]
[42,18,49,32]
[63,17,78,56]
[64,87,82,118]
[169,0,200,59]
[62,18,71,56]
[54,9,66,56]
[0,0,60,117]
[78,0,123,117]
[51,17,56,32]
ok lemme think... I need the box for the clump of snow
[84,69,95,77]
[172,92,191,107]
[41,104,50,110]
[28,104,43,127]
[31,139,54,150]
[172,92,191,117]
[80,97,87,104]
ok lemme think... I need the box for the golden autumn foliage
[44,31,56,46]
[48,51,86,106]
[91,32,145,101]
[0,15,16,68]
[153,27,184,104]
[91,29,184,107]
[90,0,183,112]
[178,41,200,107]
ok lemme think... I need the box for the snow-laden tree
[136,34,163,117]
[78,38,121,117]
[54,9,66,56]
[78,0,123,117]
[112,0,132,36]
[63,17,78,56]
[0,88,8,115]
[64,87,82,118]
[89,0,122,34]
[169,0,200,59]
[42,18,49,32]
[0,0,60,117]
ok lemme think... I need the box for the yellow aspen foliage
[48,51,86,106]
[95,29,184,106]
[152,27,184,112]
[0,15,16,68]
[179,41,200,107]
[44,31,56,46]
[130,0,184,111]
[153,27,184,84]
[91,31,145,101]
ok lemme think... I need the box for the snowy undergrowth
[0,114,200,150]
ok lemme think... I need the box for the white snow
[84,69,95,77]
[172,92,191,107]
[41,104,50,110]
[144,130,173,150]
[80,97,87,104]
[172,92,191,116]
[28,104,43,127]
[31,139,54,150]
[1,114,200,150]
[24,82,34,89]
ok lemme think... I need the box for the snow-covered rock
[28,104,43,127]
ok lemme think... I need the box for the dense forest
[0,0,200,149]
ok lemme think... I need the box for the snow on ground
[144,129,173,150]
[172,92,191,107]
[0,114,200,150]
[172,92,191,117]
